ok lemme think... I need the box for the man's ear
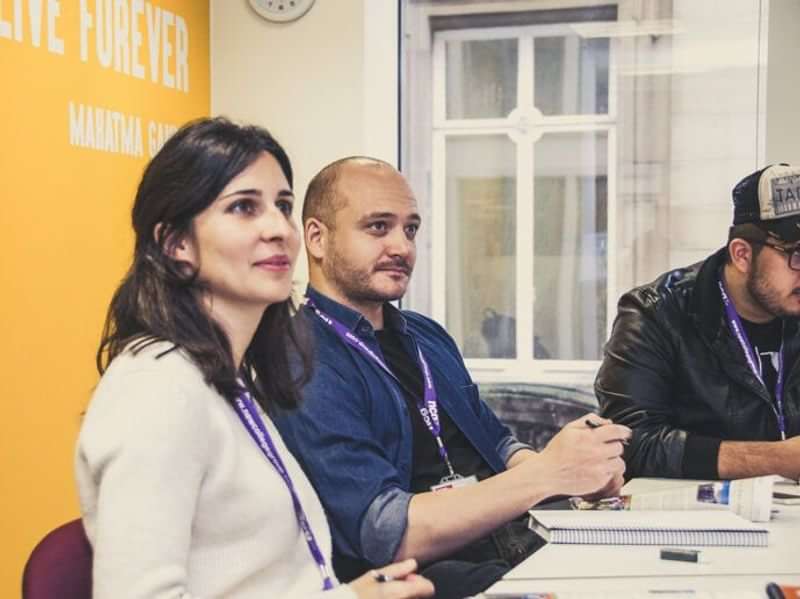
[728,238,755,274]
[305,217,328,261]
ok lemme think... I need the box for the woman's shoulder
[92,339,218,413]
[105,338,202,380]
[77,340,221,499]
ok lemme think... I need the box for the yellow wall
[0,0,209,594]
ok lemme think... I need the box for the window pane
[533,131,607,360]
[446,135,516,358]
[534,35,609,116]
[446,39,518,119]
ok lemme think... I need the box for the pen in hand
[585,417,630,445]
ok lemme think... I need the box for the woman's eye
[228,199,257,215]
[276,199,293,216]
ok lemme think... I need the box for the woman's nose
[260,208,294,242]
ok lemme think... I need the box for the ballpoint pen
[585,418,631,446]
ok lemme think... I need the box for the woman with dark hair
[75,117,434,599]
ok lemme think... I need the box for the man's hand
[718,434,800,480]
[505,448,537,469]
[395,416,631,564]
[779,435,800,480]
[536,415,630,497]
[580,471,625,501]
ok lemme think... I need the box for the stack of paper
[773,478,800,505]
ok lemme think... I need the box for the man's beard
[323,244,411,305]
[746,260,800,319]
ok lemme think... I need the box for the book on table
[612,475,798,515]
[773,492,800,505]
[570,476,774,522]
[773,478,800,505]
[527,509,769,546]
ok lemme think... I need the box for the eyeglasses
[747,239,800,271]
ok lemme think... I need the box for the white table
[485,490,800,597]
[487,575,800,597]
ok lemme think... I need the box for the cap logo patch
[771,174,800,217]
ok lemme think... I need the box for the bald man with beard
[273,157,630,599]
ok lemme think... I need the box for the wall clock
[248,0,316,23]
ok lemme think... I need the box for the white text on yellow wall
[1,0,190,92]
[69,101,178,158]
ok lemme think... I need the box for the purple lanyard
[306,299,457,477]
[232,384,334,591]
[718,279,787,440]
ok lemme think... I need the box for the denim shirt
[273,286,528,568]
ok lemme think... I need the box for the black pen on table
[767,582,800,599]
[766,583,784,599]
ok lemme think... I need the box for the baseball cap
[732,164,800,243]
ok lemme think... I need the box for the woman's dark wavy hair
[97,116,311,411]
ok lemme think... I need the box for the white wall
[664,0,800,269]
[210,0,398,282]
[666,0,763,269]
[765,0,800,165]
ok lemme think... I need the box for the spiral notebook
[528,509,768,546]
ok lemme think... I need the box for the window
[434,21,614,382]
[402,0,766,385]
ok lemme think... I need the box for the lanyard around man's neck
[718,277,787,440]
[305,298,459,478]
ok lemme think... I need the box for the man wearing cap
[597,164,800,481]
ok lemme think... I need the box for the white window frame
[430,22,617,385]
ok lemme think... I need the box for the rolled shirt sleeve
[274,362,413,565]
[360,486,414,566]
[497,438,535,464]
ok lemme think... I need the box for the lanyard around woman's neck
[718,277,787,440]
[231,382,335,591]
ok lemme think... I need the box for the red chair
[22,519,92,599]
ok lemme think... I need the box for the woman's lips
[254,255,290,271]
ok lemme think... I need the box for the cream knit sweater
[75,341,356,599]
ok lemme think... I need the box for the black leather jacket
[596,248,800,479]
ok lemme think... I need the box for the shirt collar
[384,302,409,334]
[305,285,409,335]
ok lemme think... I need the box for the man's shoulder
[621,253,713,318]
[400,309,445,333]
[296,305,356,363]
[294,305,385,400]
[399,309,458,348]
